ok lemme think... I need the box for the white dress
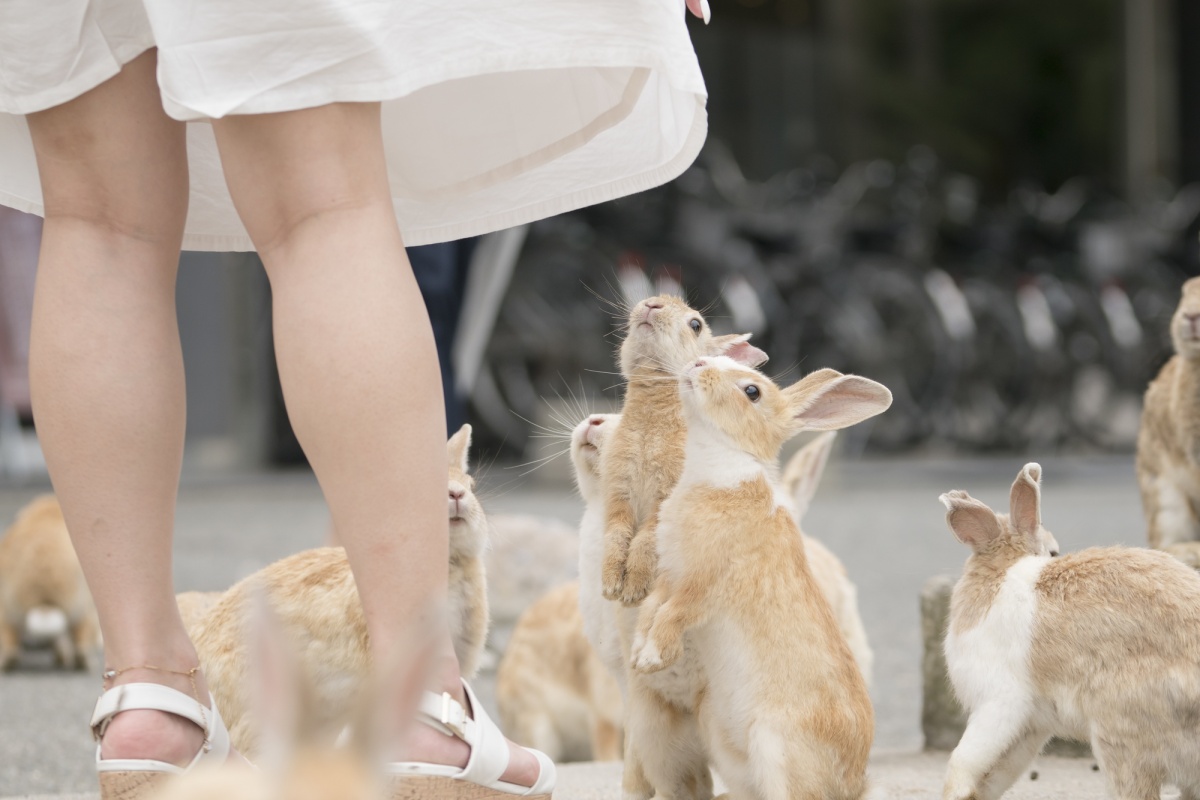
[0,0,707,250]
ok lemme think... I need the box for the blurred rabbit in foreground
[150,595,440,800]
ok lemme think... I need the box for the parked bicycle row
[472,143,1200,455]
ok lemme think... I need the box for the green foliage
[858,0,1120,190]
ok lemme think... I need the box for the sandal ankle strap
[91,683,231,772]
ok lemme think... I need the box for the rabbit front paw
[620,543,657,606]
[631,636,665,673]
[631,629,678,673]
[601,551,627,601]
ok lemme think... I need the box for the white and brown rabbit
[494,412,625,765]
[600,294,766,606]
[495,580,623,762]
[631,359,890,800]
[0,494,99,671]
[941,463,1200,800]
[191,423,488,759]
[572,413,626,691]
[1137,275,1200,560]
[781,431,873,688]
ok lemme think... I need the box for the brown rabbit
[191,424,489,759]
[1137,276,1200,560]
[941,463,1200,800]
[0,494,99,670]
[495,580,623,762]
[630,359,891,800]
[600,294,766,606]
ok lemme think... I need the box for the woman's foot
[397,683,542,787]
[97,666,246,768]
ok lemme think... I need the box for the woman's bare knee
[211,103,393,255]
[26,50,189,247]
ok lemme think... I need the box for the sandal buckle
[439,691,466,739]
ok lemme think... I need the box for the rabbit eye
[688,319,702,334]
[744,384,761,402]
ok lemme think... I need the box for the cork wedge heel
[91,683,232,800]
[386,681,555,799]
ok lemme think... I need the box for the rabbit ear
[940,490,1002,549]
[1009,463,1043,539]
[247,587,321,767]
[708,333,769,368]
[782,431,837,522]
[343,602,444,762]
[447,424,472,473]
[785,371,893,432]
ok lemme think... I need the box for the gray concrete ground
[0,451,1149,797]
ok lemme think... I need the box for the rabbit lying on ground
[631,359,891,800]
[177,591,222,636]
[942,463,1200,800]
[191,424,488,759]
[0,494,99,671]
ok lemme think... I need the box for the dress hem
[0,40,154,115]
[0,100,707,251]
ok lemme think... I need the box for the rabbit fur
[600,294,767,606]
[1138,276,1200,564]
[0,494,98,671]
[942,463,1200,800]
[630,358,891,800]
[780,431,873,688]
[597,297,766,800]
[190,424,487,759]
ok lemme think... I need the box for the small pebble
[1092,763,1100,772]
[1029,770,1039,781]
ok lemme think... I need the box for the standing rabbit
[493,411,627,767]
[0,494,99,670]
[781,432,873,687]
[631,359,891,800]
[191,424,490,759]
[597,296,765,800]
[600,294,766,606]
[572,413,625,692]
[1137,276,1200,562]
[941,463,1200,800]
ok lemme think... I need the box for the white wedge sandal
[387,680,555,799]
[90,682,232,800]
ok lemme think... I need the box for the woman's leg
[209,103,538,785]
[25,50,207,765]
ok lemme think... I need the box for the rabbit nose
[589,417,604,426]
[645,300,664,310]
[449,487,464,500]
